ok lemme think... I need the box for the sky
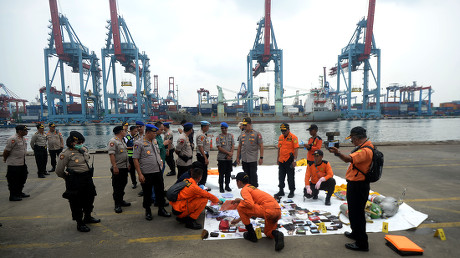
[0,0,459,107]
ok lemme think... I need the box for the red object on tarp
[219,220,230,231]
[219,200,238,211]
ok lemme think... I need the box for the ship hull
[167,111,340,124]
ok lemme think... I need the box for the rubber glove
[306,185,312,195]
[315,177,325,190]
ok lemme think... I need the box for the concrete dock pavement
[1,142,460,257]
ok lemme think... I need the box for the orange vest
[305,160,334,184]
[277,132,299,162]
[238,184,280,210]
[345,140,374,181]
[171,178,220,212]
[306,136,322,161]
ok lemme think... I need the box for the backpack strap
[352,145,374,178]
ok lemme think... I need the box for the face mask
[74,144,84,150]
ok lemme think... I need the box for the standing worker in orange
[304,150,336,206]
[274,123,299,198]
[170,168,222,230]
[304,124,322,166]
[329,126,372,251]
[231,172,284,252]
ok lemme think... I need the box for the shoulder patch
[11,139,15,144]
[200,136,205,141]
[134,145,139,149]
[248,185,257,190]
[110,142,115,147]
[60,154,65,160]
[180,139,185,144]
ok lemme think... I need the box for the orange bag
[385,235,424,256]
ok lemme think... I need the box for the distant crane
[247,0,283,115]
[329,0,381,119]
[0,83,28,122]
[44,0,102,124]
[163,77,178,106]
[101,0,153,123]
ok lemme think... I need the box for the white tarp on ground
[203,165,428,240]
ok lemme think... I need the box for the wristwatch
[259,157,263,159]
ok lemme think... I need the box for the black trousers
[278,159,295,191]
[177,165,191,179]
[6,165,28,197]
[111,168,128,205]
[141,173,165,209]
[242,161,258,187]
[68,195,95,222]
[165,148,176,174]
[196,153,209,185]
[218,160,232,187]
[49,148,62,170]
[347,180,370,248]
[304,178,336,199]
[34,146,48,175]
[128,157,137,185]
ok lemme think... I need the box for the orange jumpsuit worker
[304,124,323,166]
[304,150,336,205]
[231,172,284,252]
[170,168,222,230]
[275,123,299,198]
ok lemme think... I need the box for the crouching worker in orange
[170,168,223,230]
[231,172,284,251]
[304,150,336,206]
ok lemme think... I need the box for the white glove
[315,177,325,190]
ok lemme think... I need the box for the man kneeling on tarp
[231,172,284,251]
[304,150,336,206]
[170,168,222,230]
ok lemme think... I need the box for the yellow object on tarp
[385,235,424,255]
[208,169,219,175]
[296,158,309,167]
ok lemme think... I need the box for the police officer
[123,125,138,189]
[304,150,336,206]
[133,124,171,221]
[304,124,323,166]
[46,123,64,173]
[196,121,211,187]
[275,123,299,198]
[236,118,264,187]
[56,131,100,232]
[30,123,48,178]
[108,126,131,213]
[3,125,30,201]
[216,122,234,193]
[329,126,372,251]
[175,122,193,179]
[164,122,176,177]
[135,121,145,140]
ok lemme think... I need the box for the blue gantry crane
[247,0,283,115]
[329,0,381,119]
[101,0,153,123]
[44,0,102,124]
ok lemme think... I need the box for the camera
[325,132,340,150]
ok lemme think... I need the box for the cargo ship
[167,87,340,124]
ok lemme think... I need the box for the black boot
[274,189,285,198]
[325,197,331,206]
[77,221,90,232]
[287,191,294,198]
[166,171,176,176]
[145,208,153,221]
[158,207,171,217]
[225,185,232,192]
[185,217,202,230]
[272,230,285,251]
[83,215,101,224]
[243,224,258,242]
[219,185,225,193]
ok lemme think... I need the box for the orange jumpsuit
[237,184,281,238]
[170,178,219,219]
[306,136,323,162]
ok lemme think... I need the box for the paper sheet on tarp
[203,165,428,240]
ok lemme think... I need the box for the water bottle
[300,140,306,150]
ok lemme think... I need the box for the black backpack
[166,179,192,202]
[354,145,384,183]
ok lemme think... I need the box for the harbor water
[1,118,459,151]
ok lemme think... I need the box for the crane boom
[359,0,376,61]
[109,0,126,62]
[262,0,271,62]
[49,0,70,61]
